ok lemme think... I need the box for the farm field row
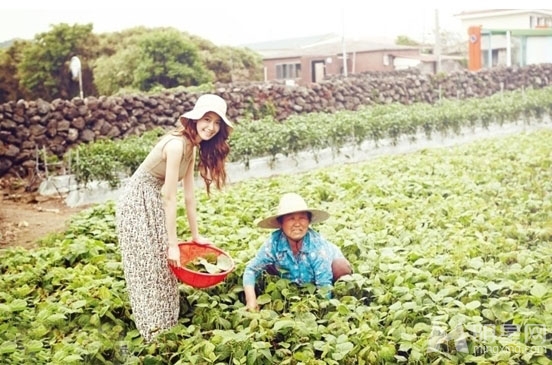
[1,129,551,364]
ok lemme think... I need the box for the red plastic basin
[170,241,234,288]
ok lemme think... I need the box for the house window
[531,16,552,28]
[276,63,301,79]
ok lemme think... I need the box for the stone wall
[1,64,551,179]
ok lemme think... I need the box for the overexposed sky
[0,1,527,46]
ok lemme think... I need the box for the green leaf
[216,255,234,271]
[63,354,83,362]
[333,341,354,360]
[9,299,27,312]
[273,319,296,332]
[25,340,43,353]
[256,294,271,305]
[0,303,11,313]
[487,282,503,292]
[0,341,17,354]
[530,283,548,298]
[197,258,220,274]
[70,300,88,310]
[47,313,67,323]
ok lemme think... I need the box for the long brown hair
[177,117,231,195]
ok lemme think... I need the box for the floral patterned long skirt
[115,168,179,342]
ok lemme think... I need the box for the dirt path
[0,188,88,250]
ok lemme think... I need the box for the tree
[133,29,212,91]
[232,47,264,82]
[6,24,265,99]
[200,46,263,83]
[93,45,143,95]
[93,28,213,93]
[395,35,421,46]
[0,40,31,103]
[188,35,263,83]
[17,23,99,101]
[93,27,171,95]
[95,26,153,57]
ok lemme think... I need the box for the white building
[456,9,552,68]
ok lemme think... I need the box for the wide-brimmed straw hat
[257,193,330,229]
[180,94,233,128]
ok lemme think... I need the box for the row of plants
[1,129,551,364]
[63,86,552,187]
[63,128,166,188]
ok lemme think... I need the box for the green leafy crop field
[1,130,551,364]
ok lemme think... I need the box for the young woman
[115,94,232,342]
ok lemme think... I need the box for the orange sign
[468,26,482,71]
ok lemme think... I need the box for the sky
[0,0,473,46]
[0,2,546,47]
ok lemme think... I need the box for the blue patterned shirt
[243,228,345,288]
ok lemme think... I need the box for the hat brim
[257,209,329,229]
[182,108,233,128]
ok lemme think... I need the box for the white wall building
[457,9,552,29]
[456,9,552,68]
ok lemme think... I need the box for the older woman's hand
[246,301,259,312]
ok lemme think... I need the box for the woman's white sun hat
[180,94,233,128]
[257,193,330,229]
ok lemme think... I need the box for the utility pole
[434,9,442,73]
[342,7,348,76]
